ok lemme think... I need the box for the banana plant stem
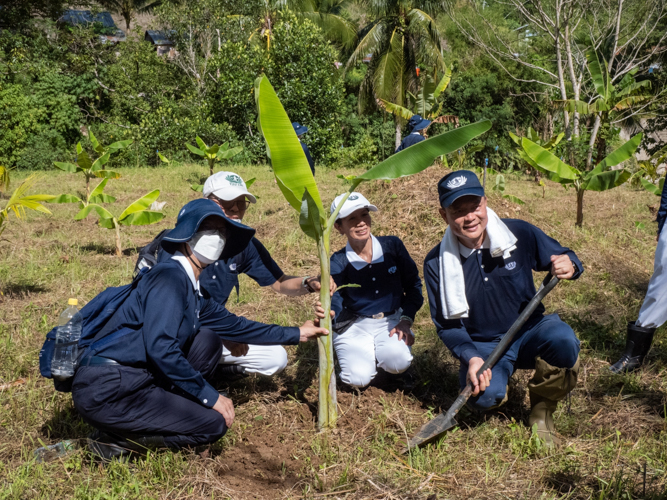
[317,236,337,429]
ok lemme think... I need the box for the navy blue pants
[459,314,580,410]
[72,328,225,449]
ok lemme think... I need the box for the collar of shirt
[458,233,490,258]
[346,234,384,270]
[171,251,202,295]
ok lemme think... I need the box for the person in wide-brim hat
[394,114,432,154]
[73,198,328,461]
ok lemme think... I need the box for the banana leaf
[119,190,161,220]
[186,143,205,156]
[75,203,114,221]
[378,99,413,121]
[53,162,79,173]
[107,139,133,152]
[120,211,165,226]
[207,144,220,156]
[591,133,642,174]
[245,177,257,188]
[89,130,102,153]
[191,184,204,192]
[48,194,82,204]
[94,170,121,180]
[299,188,325,241]
[77,151,93,171]
[503,194,525,205]
[196,137,208,151]
[640,177,664,196]
[521,138,579,181]
[218,146,243,160]
[356,120,492,182]
[585,169,631,191]
[98,217,117,229]
[254,75,324,216]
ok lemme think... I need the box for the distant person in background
[292,122,315,175]
[611,179,667,373]
[395,114,431,153]
[136,172,331,381]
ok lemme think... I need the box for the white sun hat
[330,192,378,220]
[203,171,257,204]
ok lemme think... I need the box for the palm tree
[346,0,446,148]
[97,0,162,30]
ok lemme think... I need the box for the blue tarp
[59,10,117,29]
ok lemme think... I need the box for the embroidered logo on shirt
[229,263,237,271]
[505,261,517,270]
[446,175,468,189]
[348,194,359,200]
[388,266,397,274]
[225,174,243,186]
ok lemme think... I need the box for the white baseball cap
[203,171,257,204]
[330,192,378,220]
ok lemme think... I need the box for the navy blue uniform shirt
[331,235,423,322]
[423,219,583,364]
[300,141,315,175]
[657,180,667,235]
[159,237,284,307]
[87,259,299,408]
[395,132,425,153]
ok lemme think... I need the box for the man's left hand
[307,276,337,296]
[222,340,249,357]
[389,320,415,346]
[550,254,575,279]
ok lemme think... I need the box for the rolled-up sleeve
[424,251,480,364]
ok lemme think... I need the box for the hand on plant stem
[306,276,337,295]
[550,254,574,279]
[467,357,492,397]
[389,320,415,346]
[299,320,329,342]
[212,394,235,427]
[222,340,249,357]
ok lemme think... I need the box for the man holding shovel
[423,170,583,445]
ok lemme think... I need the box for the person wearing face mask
[73,199,328,460]
[135,171,331,381]
[423,170,583,446]
[315,192,423,388]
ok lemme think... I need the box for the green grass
[0,163,666,498]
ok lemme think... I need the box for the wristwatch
[301,276,316,293]
[399,315,414,326]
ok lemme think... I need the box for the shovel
[402,273,560,453]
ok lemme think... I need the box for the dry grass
[0,164,666,499]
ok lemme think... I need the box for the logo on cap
[446,175,468,189]
[226,174,243,186]
[348,194,359,201]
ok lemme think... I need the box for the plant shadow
[0,282,48,298]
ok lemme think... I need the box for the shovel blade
[401,413,458,454]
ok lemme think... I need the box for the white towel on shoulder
[438,207,517,319]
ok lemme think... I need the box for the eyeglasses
[211,196,251,211]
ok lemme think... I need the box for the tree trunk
[586,114,602,169]
[317,237,337,429]
[114,221,122,257]
[575,188,585,227]
[395,119,402,151]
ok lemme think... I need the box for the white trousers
[219,345,288,376]
[334,312,413,388]
[637,228,667,329]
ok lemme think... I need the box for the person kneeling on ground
[423,170,583,446]
[610,178,667,372]
[135,171,332,381]
[316,192,423,388]
[74,199,327,460]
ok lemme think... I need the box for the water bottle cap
[68,298,78,306]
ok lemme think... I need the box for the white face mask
[187,230,226,265]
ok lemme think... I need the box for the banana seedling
[255,74,492,430]
[75,190,165,256]
[49,178,116,209]
[185,137,243,177]
[492,174,525,205]
[53,129,131,198]
[0,175,55,238]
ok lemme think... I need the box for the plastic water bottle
[51,299,82,380]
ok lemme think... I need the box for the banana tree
[185,137,243,177]
[49,178,117,209]
[0,175,55,237]
[76,190,165,256]
[254,74,491,429]
[53,129,131,198]
[520,133,642,226]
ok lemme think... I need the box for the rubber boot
[527,357,579,447]
[610,321,656,374]
[87,430,166,462]
[215,364,248,383]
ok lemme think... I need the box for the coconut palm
[346,0,446,148]
[96,0,162,30]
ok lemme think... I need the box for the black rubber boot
[610,322,656,374]
[87,430,166,462]
[215,364,248,382]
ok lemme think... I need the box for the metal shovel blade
[402,413,458,454]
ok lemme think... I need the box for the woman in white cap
[316,192,423,388]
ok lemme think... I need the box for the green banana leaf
[17,195,55,213]
[586,49,610,101]
[94,170,121,180]
[186,143,205,156]
[245,177,256,188]
[158,152,170,164]
[107,139,133,152]
[433,65,452,99]
[503,194,525,205]
[53,162,79,173]
[196,136,208,151]
[218,146,243,160]
[191,184,204,192]
[585,169,631,191]
[120,211,165,226]
[77,151,93,171]
[98,217,117,229]
[118,190,161,220]
[521,138,579,180]
[49,193,82,204]
[591,133,642,175]
[640,177,664,195]
[379,99,414,121]
[357,120,492,181]
[299,188,325,241]
[254,75,324,215]
[207,144,220,156]
[91,152,111,172]
[90,130,102,153]
[75,203,114,221]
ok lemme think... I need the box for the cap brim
[211,186,257,204]
[440,187,485,208]
[337,204,378,220]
